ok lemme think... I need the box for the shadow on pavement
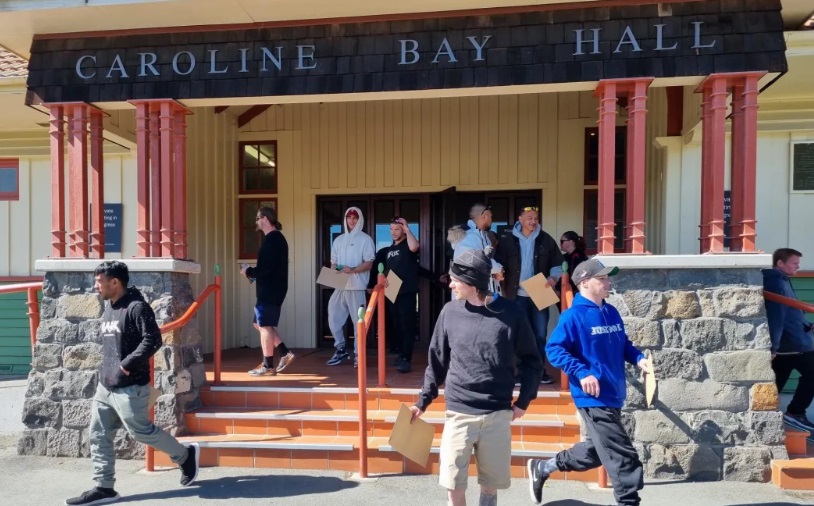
[116,474,359,502]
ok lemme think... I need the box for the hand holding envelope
[519,273,560,310]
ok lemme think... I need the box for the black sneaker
[180,443,200,486]
[784,412,814,432]
[396,360,412,373]
[326,348,350,366]
[65,487,120,505]
[527,459,547,505]
[540,373,554,385]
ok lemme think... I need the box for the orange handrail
[764,290,814,313]
[353,269,387,479]
[0,282,43,354]
[146,270,222,473]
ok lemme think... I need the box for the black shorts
[253,303,282,327]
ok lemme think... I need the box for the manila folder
[519,273,560,310]
[388,404,434,468]
[316,266,351,290]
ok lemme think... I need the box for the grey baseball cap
[571,258,619,285]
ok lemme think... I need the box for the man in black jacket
[410,249,542,506]
[241,206,295,376]
[495,206,564,384]
[66,261,198,506]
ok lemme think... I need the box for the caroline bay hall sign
[26,0,786,104]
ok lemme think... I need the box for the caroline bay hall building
[1,0,814,486]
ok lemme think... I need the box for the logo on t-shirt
[100,321,120,334]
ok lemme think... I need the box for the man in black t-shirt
[241,206,295,376]
[378,217,420,373]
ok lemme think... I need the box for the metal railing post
[356,306,369,478]
[376,263,386,387]
[214,264,223,385]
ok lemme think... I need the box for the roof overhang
[2,0,811,59]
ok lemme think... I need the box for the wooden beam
[237,105,271,128]
[214,106,229,114]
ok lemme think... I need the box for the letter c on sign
[76,55,97,79]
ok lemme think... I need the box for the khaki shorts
[438,409,513,491]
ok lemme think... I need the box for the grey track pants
[90,382,188,488]
[327,289,366,354]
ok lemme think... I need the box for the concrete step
[153,433,598,481]
[185,407,581,443]
[771,458,814,490]
[198,385,577,417]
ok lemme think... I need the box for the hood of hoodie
[512,221,541,242]
[343,206,365,235]
[111,286,146,309]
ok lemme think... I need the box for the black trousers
[554,407,643,506]
[392,293,418,361]
[773,351,814,415]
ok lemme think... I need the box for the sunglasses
[560,238,572,244]
[480,205,492,216]
[522,206,539,213]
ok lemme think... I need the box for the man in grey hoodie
[496,206,563,385]
[763,247,814,432]
[326,207,375,367]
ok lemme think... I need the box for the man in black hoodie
[66,261,199,506]
[410,249,542,506]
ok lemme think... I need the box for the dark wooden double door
[315,189,540,349]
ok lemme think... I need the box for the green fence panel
[0,286,33,376]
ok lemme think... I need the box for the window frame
[238,197,278,260]
[583,127,627,186]
[0,159,19,201]
[238,141,278,195]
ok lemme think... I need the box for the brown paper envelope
[388,404,435,468]
[519,273,560,310]
[316,266,351,290]
[644,355,657,408]
[148,385,161,410]
[384,271,402,303]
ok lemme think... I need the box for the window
[239,198,277,259]
[239,141,277,193]
[583,189,626,254]
[0,159,19,201]
[238,140,278,259]
[584,127,626,185]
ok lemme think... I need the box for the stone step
[185,407,581,443]
[153,434,598,481]
[198,385,576,416]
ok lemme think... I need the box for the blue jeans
[518,295,550,362]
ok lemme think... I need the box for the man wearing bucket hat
[410,249,542,506]
[526,258,651,506]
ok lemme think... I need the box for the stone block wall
[607,267,785,482]
[19,270,206,459]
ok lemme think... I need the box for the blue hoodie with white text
[546,293,645,408]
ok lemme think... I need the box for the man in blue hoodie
[763,248,814,432]
[526,258,649,506]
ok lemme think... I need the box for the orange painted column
[624,79,652,254]
[594,81,618,255]
[699,88,712,253]
[48,105,66,258]
[159,102,176,258]
[67,105,90,258]
[173,107,189,259]
[729,83,745,252]
[707,77,729,253]
[89,109,106,258]
[733,74,761,252]
[149,104,162,257]
[133,102,151,257]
